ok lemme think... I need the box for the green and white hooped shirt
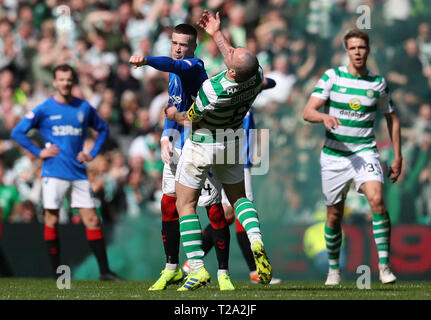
[186,67,264,143]
[311,66,394,157]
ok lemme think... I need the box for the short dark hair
[173,24,197,43]
[53,64,77,82]
[344,29,370,48]
[233,49,259,82]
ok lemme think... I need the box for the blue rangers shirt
[145,56,208,149]
[11,96,109,180]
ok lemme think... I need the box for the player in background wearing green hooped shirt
[303,29,403,285]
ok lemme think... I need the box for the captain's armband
[186,103,203,122]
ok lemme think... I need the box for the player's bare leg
[360,181,396,284]
[79,208,122,281]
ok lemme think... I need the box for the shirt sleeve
[194,79,218,116]
[10,108,43,157]
[376,78,395,114]
[311,69,335,101]
[145,56,201,75]
[87,105,109,158]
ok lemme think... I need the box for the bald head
[226,47,259,82]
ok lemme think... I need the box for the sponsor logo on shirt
[339,110,365,118]
[226,77,256,95]
[349,98,361,111]
[50,115,62,120]
[52,125,83,136]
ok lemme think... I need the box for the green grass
[0,278,430,300]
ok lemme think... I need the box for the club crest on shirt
[170,95,182,105]
[366,89,374,99]
[77,111,84,123]
[25,111,35,119]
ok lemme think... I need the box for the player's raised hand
[39,143,60,159]
[77,151,93,165]
[129,55,146,69]
[197,10,220,36]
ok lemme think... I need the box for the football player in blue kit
[11,64,121,281]
[129,24,233,291]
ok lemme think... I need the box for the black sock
[201,224,214,254]
[161,220,180,264]
[236,230,256,272]
[212,225,230,270]
[45,239,60,277]
[87,238,110,275]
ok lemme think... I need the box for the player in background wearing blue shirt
[129,24,234,291]
[11,64,121,281]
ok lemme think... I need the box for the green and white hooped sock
[372,211,391,265]
[324,223,342,270]
[179,215,204,271]
[234,198,262,246]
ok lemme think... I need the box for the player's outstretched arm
[129,55,147,69]
[197,10,233,58]
[130,55,199,74]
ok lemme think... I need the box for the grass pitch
[0,278,430,300]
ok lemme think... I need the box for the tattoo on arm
[174,111,187,122]
[216,39,228,57]
[214,32,232,58]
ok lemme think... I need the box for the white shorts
[320,150,384,206]
[176,138,244,190]
[221,167,253,205]
[197,172,222,207]
[42,177,95,209]
[162,147,221,206]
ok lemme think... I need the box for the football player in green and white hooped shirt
[303,29,403,286]
[165,10,274,291]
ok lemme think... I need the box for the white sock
[248,233,263,249]
[217,269,229,277]
[188,259,204,272]
[165,263,178,271]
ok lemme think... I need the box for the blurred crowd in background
[1,0,431,228]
